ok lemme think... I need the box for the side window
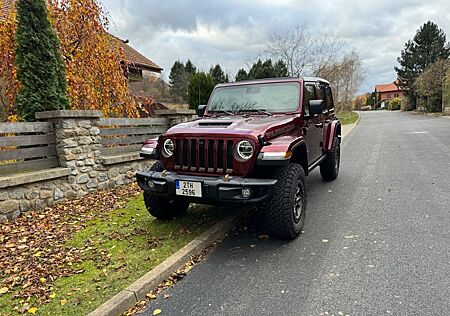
[303,84,316,116]
[325,86,334,110]
[319,84,327,111]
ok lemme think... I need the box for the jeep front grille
[174,138,234,173]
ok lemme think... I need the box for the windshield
[207,82,300,114]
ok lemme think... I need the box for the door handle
[315,123,323,128]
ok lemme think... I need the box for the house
[374,80,406,109]
[0,0,162,82]
[113,36,163,82]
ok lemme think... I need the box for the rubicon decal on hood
[265,124,296,139]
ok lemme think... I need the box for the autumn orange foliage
[0,0,139,119]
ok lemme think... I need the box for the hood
[163,114,300,139]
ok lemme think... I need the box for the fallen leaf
[39,277,47,283]
[321,239,329,243]
[163,293,171,299]
[0,287,8,294]
[60,299,67,306]
[250,244,256,248]
[153,309,162,315]
[27,307,38,314]
[258,234,270,240]
[146,293,156,299]
[49,293,56,299]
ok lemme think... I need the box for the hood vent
[198,121,233,128]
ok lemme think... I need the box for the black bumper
[136,171,277,205]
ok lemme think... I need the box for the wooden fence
[99,117,170,156]
[0,122,58,176]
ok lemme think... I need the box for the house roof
[375,81,404,93]
[117,38,162,73]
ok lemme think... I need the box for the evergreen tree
[273,60,289,77]
[209,64,227,85]
[188,72,215,109]
[245,59,288,80]
[15,0,70,121]
[185,59,197,75]
[395,21,450,106]
[235,68,248,81]
[169,60,188,102]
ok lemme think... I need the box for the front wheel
[260,163,307,239]
[320,137,340,181]
[144,161,189,220]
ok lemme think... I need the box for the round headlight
[234,140,254,161]
[162,139,175,157]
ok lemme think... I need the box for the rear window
[208,82,300,113]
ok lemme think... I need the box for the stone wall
[0,160,152,221]
[0,109,195,221]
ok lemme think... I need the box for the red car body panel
[142,77,340,176]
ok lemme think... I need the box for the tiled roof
[375,81,403,93]
[118,38,162,72]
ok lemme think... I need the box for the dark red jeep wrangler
[137,77,341,239]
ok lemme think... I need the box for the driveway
[141,111,450,316]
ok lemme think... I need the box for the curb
[87,212,245,316]
[354,111,361,125]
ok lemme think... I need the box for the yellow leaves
[60,299,68,306]
[49,292,56,299]
[39,277,47,283]
[0,287,9,294]
[1,0,139,119]
[153,309,162,315]
[27,307,38,314]
[146,292,156,299]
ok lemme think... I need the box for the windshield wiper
[237,109,273,116]
[210,110,235,116]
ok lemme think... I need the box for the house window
[387,94,392,99]
[394,93,399,98]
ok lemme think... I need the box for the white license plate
[175,180,202,197]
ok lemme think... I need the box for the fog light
[241,188,252,199]
[147,180,156,190]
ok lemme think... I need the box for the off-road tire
[260,163,307,239]
[320,137,340,181]
[144,161,189,220]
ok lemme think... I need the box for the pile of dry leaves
[0,184,141,303]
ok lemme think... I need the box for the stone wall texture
[0,110,167,221]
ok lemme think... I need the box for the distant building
[374,80,407,109]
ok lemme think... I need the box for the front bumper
[136,171,277,205]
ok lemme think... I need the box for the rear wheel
[144,161,189,220]
[320,137,340,181]
[260,163,307,239]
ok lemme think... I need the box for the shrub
[188,73,215,109]
[388,97,402,110]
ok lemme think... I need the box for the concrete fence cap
[35,110,104,120]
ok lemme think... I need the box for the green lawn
[0,195,230,316]
[337,111,359,125]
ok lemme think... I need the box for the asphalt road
[141,111,450,316]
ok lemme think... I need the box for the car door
[322,84,335,148]
[303,83,323,163]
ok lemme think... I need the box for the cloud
[102,0,450,93]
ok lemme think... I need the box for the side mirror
[198,104,207,117]
[309,100,324,116]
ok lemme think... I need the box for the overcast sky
[102,0,450,93]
